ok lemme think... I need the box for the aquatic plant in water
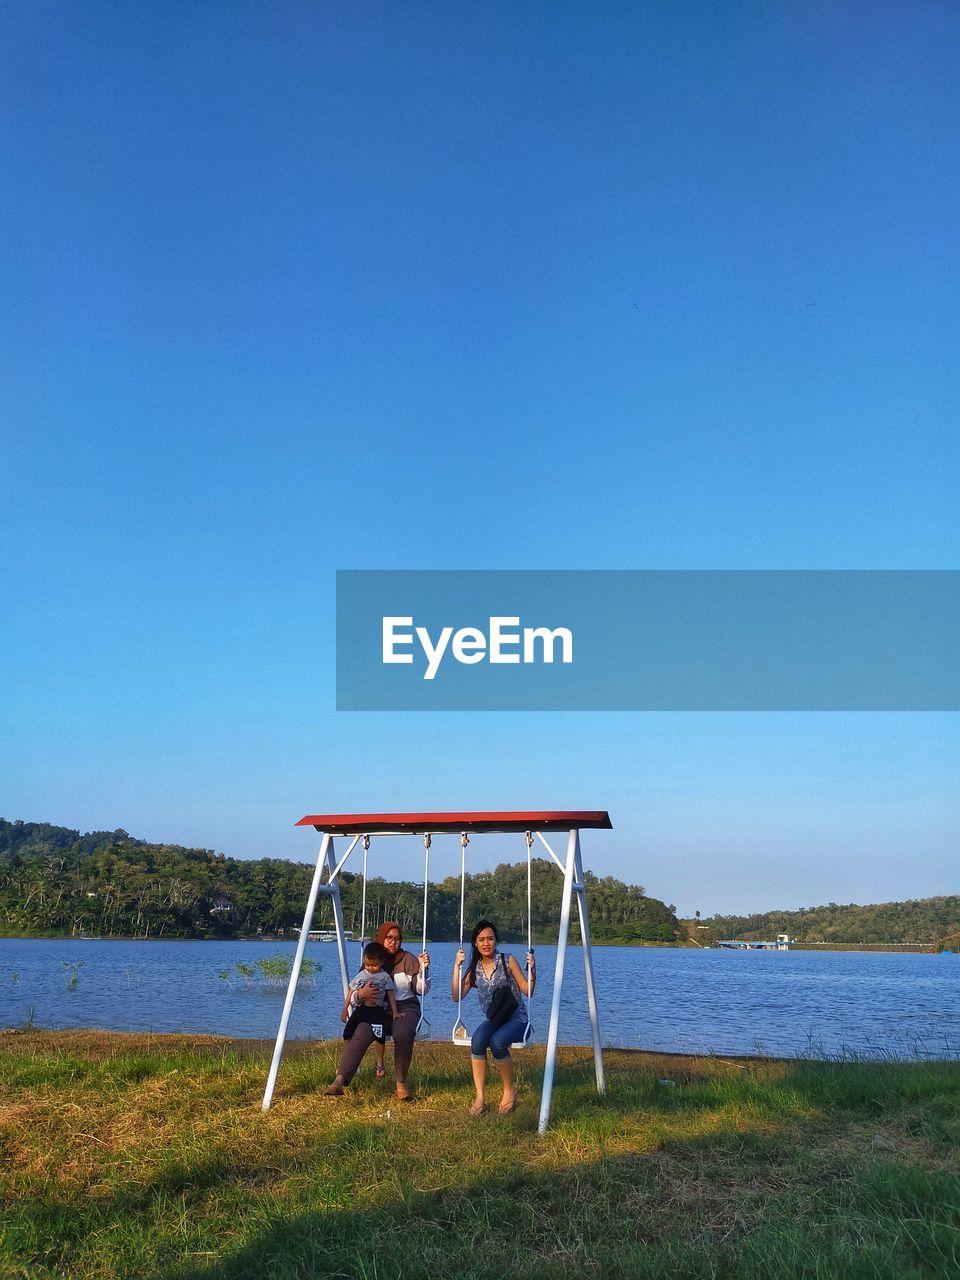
[216,955,319,990]
[256,953,317,987]
[60,960,85,991]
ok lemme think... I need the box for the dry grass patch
[2,1031,959,1280]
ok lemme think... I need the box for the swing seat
[452,1022,472,1047]
[415,1016,431,1041]
[510,1023,533,1050]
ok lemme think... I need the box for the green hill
[0,818,677,944]
[703,898,960,950]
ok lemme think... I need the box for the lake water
[0,938,957,1060]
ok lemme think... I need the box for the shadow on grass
[160,1139,960,1280]
[5,1044,960,1280]
[176,1050,960,1280]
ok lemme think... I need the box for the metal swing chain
[359,834,370,965]
[416,833,431,1038]
[454,833,469,1039]
[524,830,534,1040]
[421,833,430,956]
[526,829,534,973]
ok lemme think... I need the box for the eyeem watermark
[382,616,573,680]
[337,570,960,711]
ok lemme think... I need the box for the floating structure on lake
[717,933,792,950]
[291,927,353,942]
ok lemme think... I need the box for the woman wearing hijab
[325,921,430,1101]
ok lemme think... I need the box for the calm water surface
[0,938,957,1060]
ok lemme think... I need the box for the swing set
[262,810,612,1134]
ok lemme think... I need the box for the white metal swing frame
[261,810,611,1136]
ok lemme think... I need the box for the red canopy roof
[295,810,612,835]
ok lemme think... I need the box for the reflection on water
[1,938,957,1060]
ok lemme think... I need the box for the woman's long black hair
[468,919,498,987]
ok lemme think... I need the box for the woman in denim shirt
[452,918,535,1115]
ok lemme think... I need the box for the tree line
[0,819,678,944]
[701,898,960,949]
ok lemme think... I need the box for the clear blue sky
[2,1,957,913]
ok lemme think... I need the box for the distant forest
[702,899,960,949]
[0,819,678,944]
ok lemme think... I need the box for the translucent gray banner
[336,571,960,711]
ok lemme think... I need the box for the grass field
[1,1029,958,1279]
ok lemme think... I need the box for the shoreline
[0,1024,930,1069]
[3,1025,957,1066]
[0,1027,803,1078]
[0,933,946,953]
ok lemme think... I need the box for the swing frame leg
[263,833,344,1110]
[574,830,605,1095]
[537,827,605,1133]
[538,829,576,1135]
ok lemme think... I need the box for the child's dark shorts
[343,1004,392,1044]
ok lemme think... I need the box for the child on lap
[341,941,405,1079]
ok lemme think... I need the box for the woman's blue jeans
[471,1016,528,1061]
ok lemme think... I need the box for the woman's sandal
[498,1098,517,1115]
[375,1064,386,1080]
[395,1081,412,1101]
[323,1084,345,1097]
[468,1100,488,1116]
